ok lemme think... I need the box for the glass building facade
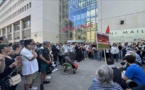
[59,0,98,43]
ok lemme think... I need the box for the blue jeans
[112,54,119,62]
[97,50,102,61]
[119,50,123,59]
[93,52,97,59]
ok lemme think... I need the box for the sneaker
[40,84,44,90]
[45,75,51,80]
[52,68,58,72]
[43,81,50,84]
[30,86,37,90]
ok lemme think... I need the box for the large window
[2,29,6,35]
[14,32,20,39]
[60,0,98,42]
[23,20,31,29]
[14,23,20,31]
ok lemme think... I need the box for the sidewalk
[16,60,124,90]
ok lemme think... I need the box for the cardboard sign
[96,32,110,49]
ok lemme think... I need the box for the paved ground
[17,59,145,90]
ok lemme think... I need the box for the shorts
[40,63,49,73]
[24,72,37,84]
[84,50,88,55]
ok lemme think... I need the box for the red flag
[105,25,110,34]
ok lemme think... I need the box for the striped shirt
[88,78,123,90]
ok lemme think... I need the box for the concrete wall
[42,0,59,43]
[31,0,43,42]
[98,0,145,32]
[31,0,59,43]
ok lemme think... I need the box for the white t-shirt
[85,45,89,50]
[21,48,38,75]
[68,45,74,52]
[111,46,119,54]
[63,45,68,53]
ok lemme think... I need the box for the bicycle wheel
[61,63,72,75]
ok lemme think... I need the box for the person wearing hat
[0,43,21,90]
[39,41,51,90]
[20,39,38,90]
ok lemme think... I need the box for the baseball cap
[0,43,12,53]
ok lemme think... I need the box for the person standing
[0,43,21,90]
[84,43,89,60]
[75,44,82,62]
[136,42,143,57]
[39,41,52,90]
[51,43,58,65]
[118,43,123,59]
[21,39,38,90]
[111,43,119,62]
[58,44,65,65]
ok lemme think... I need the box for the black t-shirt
[112,67,122,85]
[39,47,50,64]
[112,67,128,89]
[10,53,20,60]
[0,57,14,84]
[118,46,122,50]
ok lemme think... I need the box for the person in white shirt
[84,44,89,60]
[111,43,119,62]
[68,44,75,61]
[21,39,38,90]
[63,43,68,54]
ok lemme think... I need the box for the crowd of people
[0,36,145,90]
[88,42,145,90]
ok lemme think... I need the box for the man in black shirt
[118,43,123,59]
[39,41,51,90]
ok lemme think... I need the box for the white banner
[109,28,145,43]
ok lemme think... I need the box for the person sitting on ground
[122,55,145,86]
[128,51,142,65]
[120,50,142,72]
[107,58,127,89]
[88,65,122,90]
